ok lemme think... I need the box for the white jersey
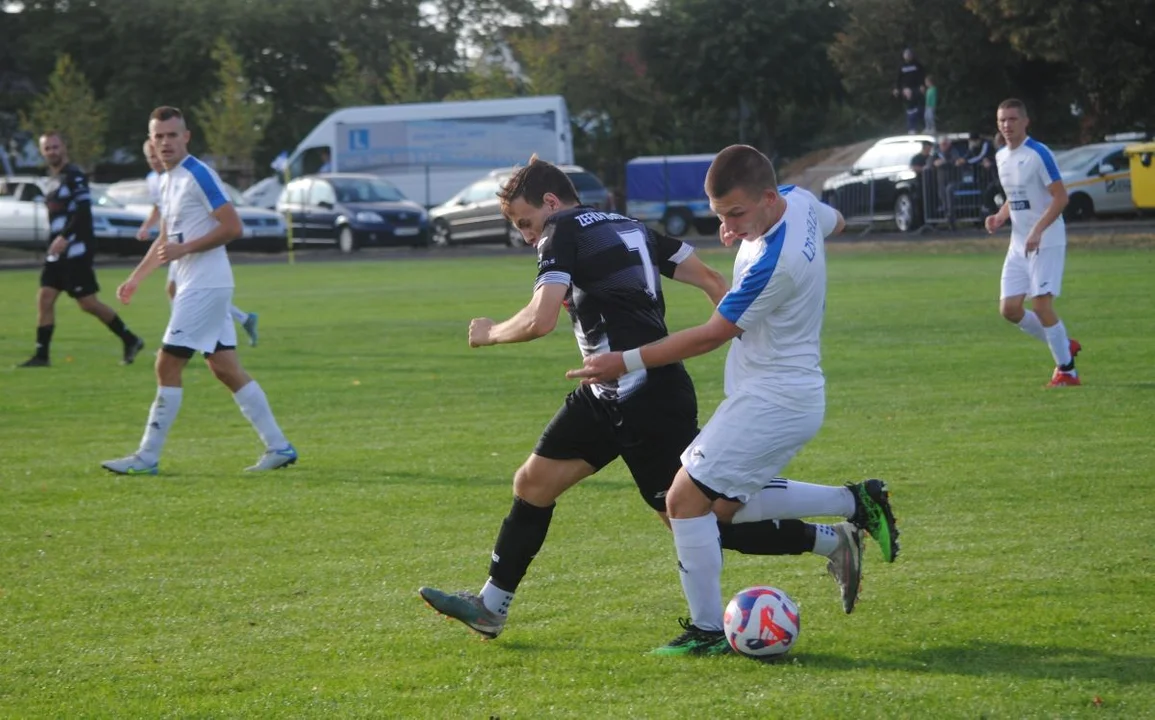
[996,137,1066,250]
[715,186,837,411]
[160,154,234,290]
[146,170,162,205]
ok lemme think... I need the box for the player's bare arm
[470,283,567,347]
[566,311,742,384]
[672,255,729,306]
[1024,179,1068,253]
[136,206,161,241]
[159,203,243,263]
[985,201,1010,234]
[117,221,171,303]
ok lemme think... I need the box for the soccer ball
[723,586,801,660]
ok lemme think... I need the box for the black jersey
[535,206,693,400]
[43,163,94,257]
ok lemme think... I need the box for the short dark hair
[920,141,933,149]
[998,98,1028,116]
[497,154,580,214]
[149,106,184,123]
[39,129,67,145]
[704,145,778,199]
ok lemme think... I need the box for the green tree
[19,53,107,172]
[194,36,273,185]
[326,45,383,108]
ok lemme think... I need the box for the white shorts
[163,287,237,354]
[681,391,824,504]
[1000,245,1065,299]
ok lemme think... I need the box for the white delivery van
[282,96,573,207]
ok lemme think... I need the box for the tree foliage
[2,0,1153,181]
[18,53,106,172]
[194,37,273,184]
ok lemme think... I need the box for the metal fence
[788,162,1004,235]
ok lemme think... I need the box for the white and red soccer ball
[723,586,801,660]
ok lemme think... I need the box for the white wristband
[622,348,646,374]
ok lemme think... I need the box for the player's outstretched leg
[826,521,864,614]
[419,587,506,639]
[847,479,900,563]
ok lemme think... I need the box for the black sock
[105,314,136,344]
[718,519,815,556]
[35,324,54,359]
[1060,360,1076,372]
[487,497,555,593]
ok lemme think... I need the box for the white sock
[812,524,840,557]
[731,478,856,523]
[230,305,248,324]
[479,579,514,617]
[138,386,183,465]
[1017,311,1048,343]
[1043,320,1073,368]
[671,513,724,631]
[233,380,289,450]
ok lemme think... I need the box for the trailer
[625,154,716,236]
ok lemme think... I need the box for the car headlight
[355,211,384,223]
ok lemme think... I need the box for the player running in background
[984,98,1081,387]
[419,157,882,642]
[138,139,260,347]
[102,106,296,475]
[570,145,900,656]
[16,131,144,368]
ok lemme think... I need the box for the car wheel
[663,209,692,237]
[1064,193,1094,222]
[338,226,358,253]
[894,193,919,233]
[432,219,452,247]
[507,222,525,248]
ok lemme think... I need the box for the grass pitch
[1,241,1153,718]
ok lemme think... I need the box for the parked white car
[0,175,151,252]
[106,178,287,251]
[1055,142,1136,220]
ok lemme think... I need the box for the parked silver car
[428,165,613,247]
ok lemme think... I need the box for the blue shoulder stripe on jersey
[718,222,787,324]
[778,184,796,195]
[180,155,229,210]
[1024,138,1062,183]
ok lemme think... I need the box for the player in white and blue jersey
[102,106,296,475]
[137,140,260,347]
[985,98,1081,387]
[569,145,900,656]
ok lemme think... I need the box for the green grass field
[1,240,1153,718]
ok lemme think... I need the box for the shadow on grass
[795,642,1154,684]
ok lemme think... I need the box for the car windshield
[106,183,152,205]
[567,171,605,192]
[1056,147,1106,171]
[329,178,405,203]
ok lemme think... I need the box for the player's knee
[666,470,710,519]
[999,300,1024,323]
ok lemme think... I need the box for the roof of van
[626,154,717,165]
[312,96,567,128]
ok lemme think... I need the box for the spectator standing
[924,75,938,133]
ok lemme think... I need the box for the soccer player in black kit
[17,131,144,368]
[419,157,866,640]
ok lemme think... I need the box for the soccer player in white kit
[137,140,260,347]
[984,98,1081,387]
[569,145,900,655]
[102,106,297,475]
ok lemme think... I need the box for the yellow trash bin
[1124,142,1155,209]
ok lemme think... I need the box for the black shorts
[535,365,699,512]
[40,257,99,299]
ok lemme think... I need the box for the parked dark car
[428,165,612,247]
[276,174,430,252]
[822,134,996,232]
